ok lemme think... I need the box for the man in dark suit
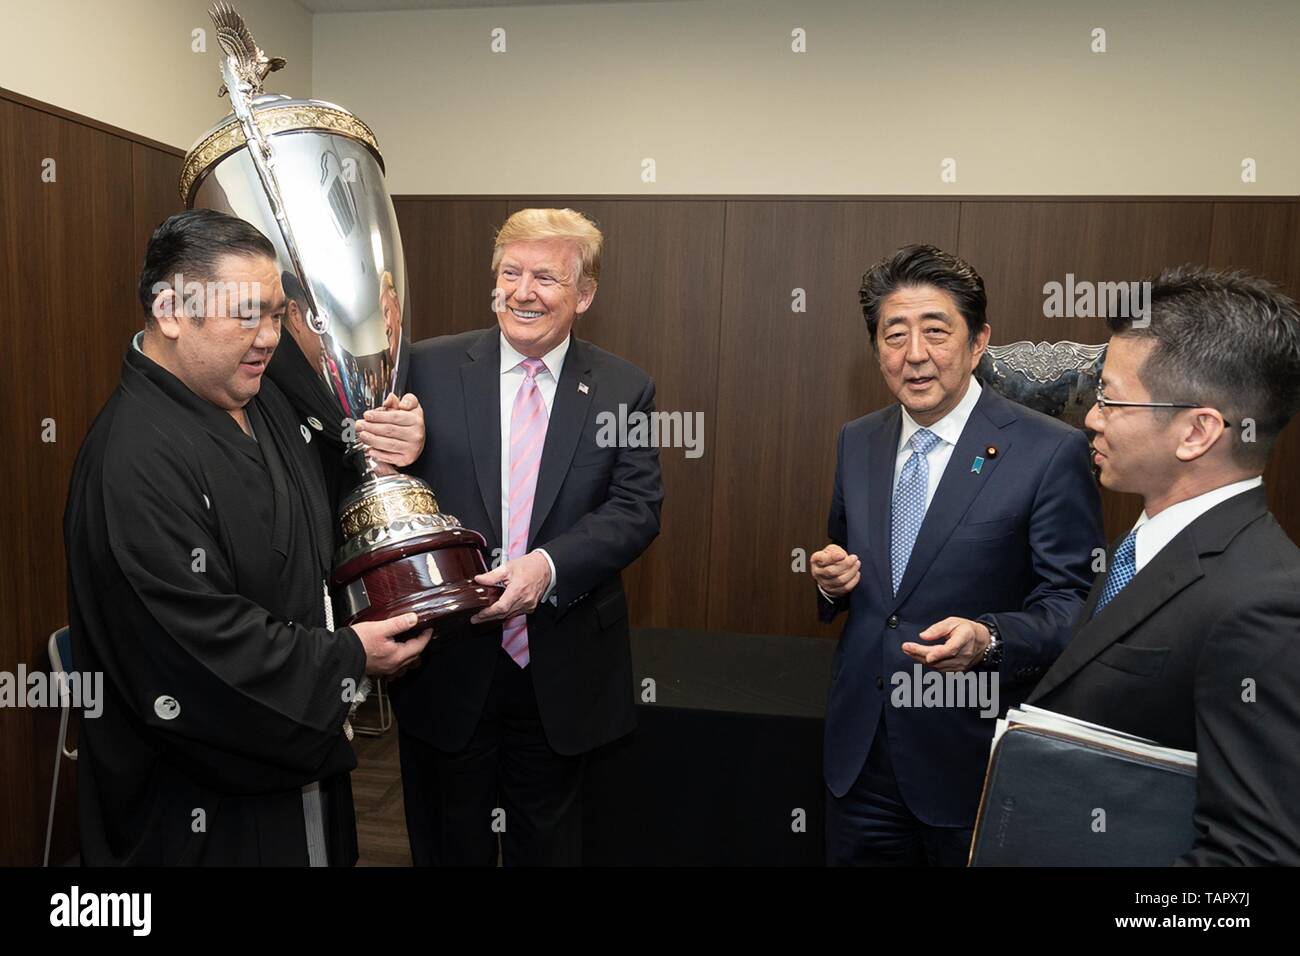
[391,208,663,865]
[1029,266,1300,865]
[811,244,1104,865]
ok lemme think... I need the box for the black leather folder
[969,726,1197,866]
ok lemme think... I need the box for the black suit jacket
[390,328,663,756]
[1029,487,1300,865]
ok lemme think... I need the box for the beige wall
[0,0,312,151]
[3,0,1296,195]
[311,0,1299,196]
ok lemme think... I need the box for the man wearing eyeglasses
[1029,265,1300,865]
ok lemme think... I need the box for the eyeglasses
[1094,384,1234,428]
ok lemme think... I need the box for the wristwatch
[979,618,1003,667]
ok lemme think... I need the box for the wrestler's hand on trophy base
[902,617,991,673]
[470,552,552,623]
[355,392,425,468]
[810,543,861,597]
[354,612,433,676]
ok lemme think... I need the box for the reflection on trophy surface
[181,3,501,631]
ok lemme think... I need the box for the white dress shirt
[1129,476,1263,573]
[894,375,983,513]
[500,331,566,602]
[819,376,983,600]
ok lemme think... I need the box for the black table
[582,628,835,866]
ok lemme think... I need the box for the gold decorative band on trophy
[179,102,383,204]
[338,477,441,541]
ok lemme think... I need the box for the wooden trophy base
[334,527,504,637]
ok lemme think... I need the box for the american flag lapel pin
[578,382,589,394]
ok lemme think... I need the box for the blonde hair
[492,208,602,288]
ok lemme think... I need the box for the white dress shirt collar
[1131,476,1264,572]
[899,376,983,450]
[500,330,570,379]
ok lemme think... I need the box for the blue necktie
[1093,529,1138,616]
[891,428,941,595]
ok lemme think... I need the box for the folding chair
[43,626,77,867]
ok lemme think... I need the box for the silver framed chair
[44,626,77,867]
[351,677,393,737]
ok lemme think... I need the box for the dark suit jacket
[1029,486,1300,865]
[820,385,1103,826]
[391,328,663,756]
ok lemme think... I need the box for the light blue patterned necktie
[1093,529,1138,617]
[891,428,942,595]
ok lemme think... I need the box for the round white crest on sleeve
[154,695,181,720]
[300,424,312,443]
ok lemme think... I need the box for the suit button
[886,614,899,628]
[875,676,884,689]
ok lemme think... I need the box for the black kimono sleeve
[84,434,366,795]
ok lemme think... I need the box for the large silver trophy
[183,3,500,631]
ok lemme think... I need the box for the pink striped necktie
[502,356,549,667]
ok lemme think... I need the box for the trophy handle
[213,7,329,336]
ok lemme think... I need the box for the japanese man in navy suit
[1029,267,1300,865]
[811,244,1104,865]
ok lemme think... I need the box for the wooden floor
[349,692,412,866]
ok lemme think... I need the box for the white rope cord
[326,580,369,741]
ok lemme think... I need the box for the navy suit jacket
[390,328,663,756]
[819,384,1103,826]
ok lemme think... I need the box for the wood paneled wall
[2,86,1297,864]
[392,194,1300,644]
[0,88,184,865]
